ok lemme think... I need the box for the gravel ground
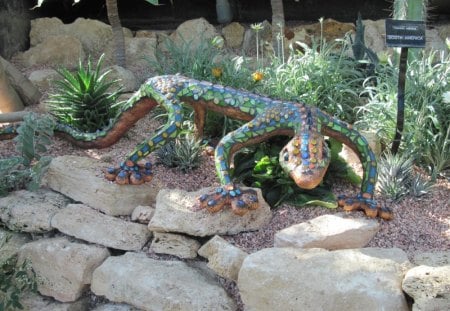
[1,107,449,310]
[1,109,448,259]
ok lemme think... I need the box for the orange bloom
[212,67,223,78]
[252,71,264,82]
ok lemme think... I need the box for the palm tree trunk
[105,0,126,67]
[270,0,285,58]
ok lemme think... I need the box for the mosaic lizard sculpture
[0,75,392,220]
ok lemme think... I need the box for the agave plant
[46,54,123,133]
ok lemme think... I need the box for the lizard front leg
[105,101,183,185]
[197,116,292,215]
[319,111,393,220]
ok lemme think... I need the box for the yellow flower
[212,67,223,78]
[252,71,264,82]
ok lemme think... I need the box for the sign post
[385,19,426,154]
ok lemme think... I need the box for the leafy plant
[356,51,449,176]
[46,54,123,133]
[377,150,434,201]
[155,129,204,172]
[0,113,54,197]
[233,137,358,208]
[259,36,366,123]
[0,234,37,310]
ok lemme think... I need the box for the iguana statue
[0,75,393,220]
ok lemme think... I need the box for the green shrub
[356,51,450,176]
[377,150,434,201]
[155,125,204,172]
[233,137,359,208]
[46,54,122,133]
[0,234,37,310]
[0,113,54,197]
[259,36,366,123]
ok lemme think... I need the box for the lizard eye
[283,150,289,161]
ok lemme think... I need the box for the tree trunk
[105,0,126,67]
[0,57,24,113]
[0,56,41,106]
[270,0,285,58]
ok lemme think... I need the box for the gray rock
[91,252,236,311]
[91,303,141,311]
[412,251,450,267]
[198,235,248,281]
[412,298,450,311]
[28,69,59,92]
[42,155,161,216]
[222,22,245,48]
[131,205,155,224]
[18,237,110,302]
[274,214,380,250]
[238,247,411,311]
[104,65,138,92]
[18,35,85,69]
[20,293,90,311]
[29,17,133,57]
[51,204,151,251]
[148,187,272,237]
[169,18,220,51]
[402,265,450,300]
[0,189,69,233]
[150,232,200,259]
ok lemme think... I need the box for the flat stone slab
[0,189,69,233]
[274,214,380,250]
[18,237,110,303]
[238,247,411,311]
[51,204,152,251]
[91,252,236,311]
[148,187,272,237]
[43,155,161,216]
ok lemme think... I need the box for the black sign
[385,19,426,48]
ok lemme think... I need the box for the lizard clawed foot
[197,185,259,216]
[337,194,393,220]
[105,160,153,185]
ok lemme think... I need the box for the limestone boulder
[238,247,411,311]
[28,69,59,92]
[92,303,140,311]
[170,18,220,51]
[131,205,155,224]
[222,22,245,48]
[412,251,450,267]
[362,19,387,54]
[402,265,450,307]
[29,17,65,47]
[198,235,248,281]
[0,189,70,233]
[104,65,138,92]
[19,35,85,69]
[19,293,90,311]
[274,214,380,250]
[51,204,151,251]
[148,187,272,237]
[42,155,162,216]
[30,17,133,57]
[91,252,236,311]
[18,237,110,302]
[150,232,201,259]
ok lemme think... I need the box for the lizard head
[279,132,330,189]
